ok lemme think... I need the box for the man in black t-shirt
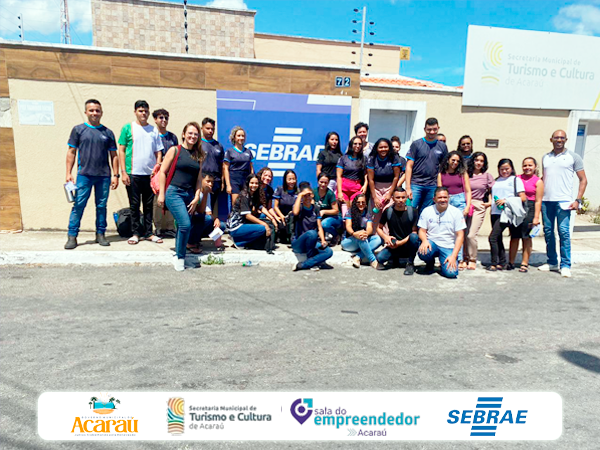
[200,117,225,214]
[376,188,420,275]
[152,108,178,237]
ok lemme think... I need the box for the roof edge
[0,39,360,72]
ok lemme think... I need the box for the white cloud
[553,4,600,35]
[205,0,248,10]
[0,0,91,39]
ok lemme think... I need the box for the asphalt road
[1,263,600,450]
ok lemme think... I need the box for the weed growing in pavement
[203,254,224,265]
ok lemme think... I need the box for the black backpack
[113,208,143,238]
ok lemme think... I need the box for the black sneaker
[95,233,110,246]
[420,263,435,275]
[64,236,77,250]
[318,262,334,270]
[404,263,415,276]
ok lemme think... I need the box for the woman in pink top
[437,151,471,269]
[464,152,494,270]
[509,157,544,273]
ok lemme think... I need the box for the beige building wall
[360,86,570,234]
[8,79,217,231]
[254,33,401,75]
[360,86,569,169]
[91,0,255,58]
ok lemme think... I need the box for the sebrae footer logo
[447,396,527,437]
[71,394,138,435]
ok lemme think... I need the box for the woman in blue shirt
[336,136,368,218]
[272,169,298,244]
[366,138,405,226]
[223,126,254,207]
[314,172,342,243]
[291,182,333,271]
[341,193,383,269]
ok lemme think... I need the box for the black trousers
[126,175,154,238]
[489,214,521,265]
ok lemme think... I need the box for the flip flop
[467,261,477,270]
[519,264,529,273]
[149,235,163,244]
[128,235,139,245]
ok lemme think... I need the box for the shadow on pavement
[558,350,600,374]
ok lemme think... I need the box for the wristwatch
[113,174,120,178]
[576,198,583,205]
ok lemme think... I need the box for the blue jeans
[411,184,437,213]
[292,230,333,269]
[321,215,343,237]
[341,235,382,263]
[377,233,420,264]
[230,224,266,248]
[189,214,225,245]
[165,185,195,260]
[68,175,111,237]
[418,240,459,278]
[542,201,572,268]
[449,192,467,212]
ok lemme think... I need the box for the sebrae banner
[463,25,600,111]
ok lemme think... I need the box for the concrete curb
[2,250,600,267]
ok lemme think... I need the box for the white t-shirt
[417,204,466,249]
[491,176,525,215]
[198,192,212,214]
[542,149,584,202]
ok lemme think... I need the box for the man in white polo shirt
[118,100,164,244]
[417,187,466,278]
[539,129,587,277]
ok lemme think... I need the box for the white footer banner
[38,392,562,440]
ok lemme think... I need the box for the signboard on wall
[463,25,600,111]
[216,90,351,187]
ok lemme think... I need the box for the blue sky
[1,0,599,86]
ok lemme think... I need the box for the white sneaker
[538,264,559,272]
[173,256,185,272]
[561,267,572,278]
[352,256,361,268]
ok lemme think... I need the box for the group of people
[65,99,588,276]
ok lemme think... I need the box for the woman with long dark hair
[316,131,343,192]
[487,158,527,271]
[226,174,275,253]
[291,182,334,271]
[437,150,472,219]
[341,193,382,269]
[509,157,544,273]
[367,137,405,226]
[336,136,368,217]
[457,135,473,159]
[463,151,494,270]
[314,172,342,242]
[158,121,205,271]
[272,169,298,244]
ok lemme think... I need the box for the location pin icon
[290,398,313,425]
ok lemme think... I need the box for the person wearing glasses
[417,187,466,278]
[341,193,383,269]
[457,135,474,159]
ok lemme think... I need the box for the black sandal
[519,264,529,273]
[506,263,515,271]
[486,265,498,272]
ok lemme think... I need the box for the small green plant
[592,215,600,225]
[203,254,224,265]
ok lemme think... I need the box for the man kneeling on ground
[417,187,466,278]
[376,187,420,275]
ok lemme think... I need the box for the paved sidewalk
[2,215,600,267]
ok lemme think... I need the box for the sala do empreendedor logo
[291,398,313,425]
[167,397,185,435]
